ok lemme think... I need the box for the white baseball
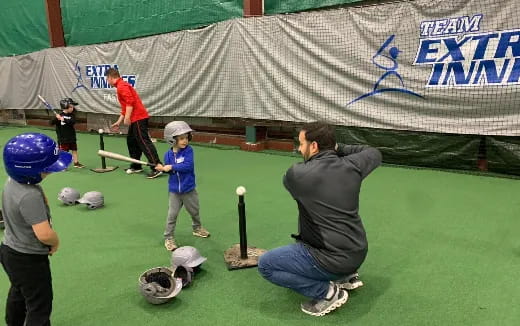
[236,186,246,196]
[98,128,104,134]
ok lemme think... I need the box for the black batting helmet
[59,98,78,110]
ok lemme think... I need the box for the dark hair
[175,133,193,142]
[300,122,336,151]
[105,68,120,78]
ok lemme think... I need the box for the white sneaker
[300,284,348,316]
[335,272,364,290]
[125,168,143,174]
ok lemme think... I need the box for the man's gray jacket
[283,144,382,275]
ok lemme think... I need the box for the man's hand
[111,115,124,131]
[110,121,120,131]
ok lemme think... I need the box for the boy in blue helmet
[0,133,72,325]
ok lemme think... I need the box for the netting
[0,109,26,126]
[1,0,519,175]
[240,0,520,174]
[231,0,520,136]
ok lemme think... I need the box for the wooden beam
[44,0,65,47]
[244,0,263,17]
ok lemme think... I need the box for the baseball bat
[97,150,157,167]
[37,95,60,115]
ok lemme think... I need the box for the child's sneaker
[73,162,85,168]
[192,227,210,238]
[164,238,178,251]
[125,168,143,174]
[300,284,348,317]
[146,170,163,179]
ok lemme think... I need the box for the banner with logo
[0,0,518,136]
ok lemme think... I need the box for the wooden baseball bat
[97,150,157,167]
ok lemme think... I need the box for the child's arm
[155,151,175,173]
[32,220,60,255]
[171,147,194,173]
[50,114,63,125]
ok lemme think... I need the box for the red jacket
[114,78,149,123]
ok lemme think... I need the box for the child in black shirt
[50,98,85,168]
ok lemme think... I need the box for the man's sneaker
[192,227,210,238]
[125,168,143,174]
[335,272,364,290]
[146,171,163,179]
[73,162,85,168]
[300,284,348,317]
[164,238,178,251]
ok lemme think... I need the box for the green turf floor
[0,125,519,325]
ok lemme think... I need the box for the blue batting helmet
[3,133,72,184]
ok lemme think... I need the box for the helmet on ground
[77,191,104,209]
[173,265,194,288]
[171,246,206,287]
[3,133,72,184]
[138,267,183,304]
[58,187,80,205]
[171,246,207,269]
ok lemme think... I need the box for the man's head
[298,122,336,161]
[105,68,120,86]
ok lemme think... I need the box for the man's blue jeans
[258,243,339,299]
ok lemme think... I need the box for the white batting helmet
[138,267,183,305]
[58,187,80,205]
[76,191,104,209]
[171,246,207,287]
[164,121,193,145]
